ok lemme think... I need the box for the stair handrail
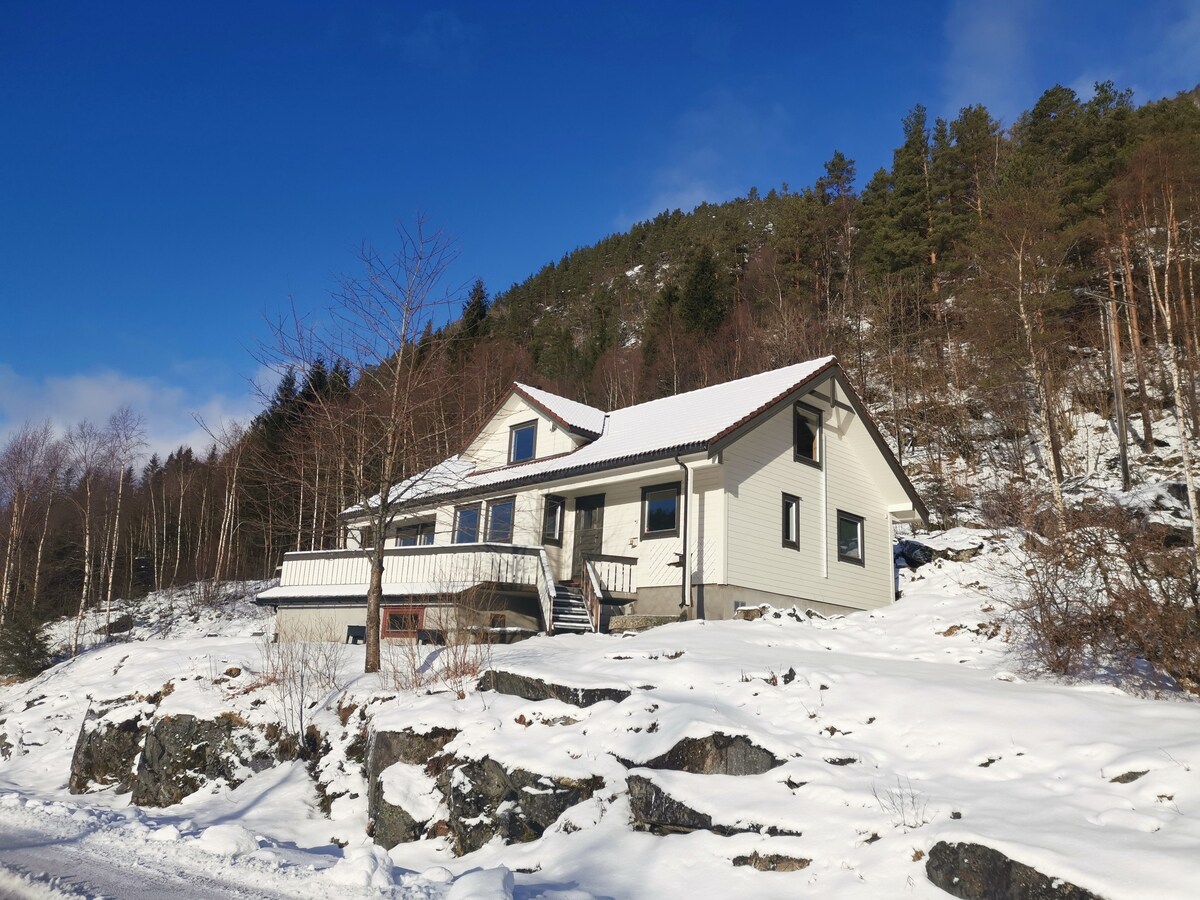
[581,558,604,633]
[536,547,558,635]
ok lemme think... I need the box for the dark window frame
[640,482,681,539]
[782,493,800,549]
[382,605,424,638]
[542,494,566,546]
[453,503,483,544]
[508,420,538,464]
[794,401,822,468]
[836,509,865,566]
[485,495,516,543]
[394,519,436,547]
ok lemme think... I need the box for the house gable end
[461,389,592,470]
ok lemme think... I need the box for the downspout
[674,453,691,612]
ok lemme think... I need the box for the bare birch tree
[265,219,461,673]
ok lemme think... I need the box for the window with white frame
[542,494,566,546]
[509,420,537,464]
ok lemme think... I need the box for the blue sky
[1,1,1197,455]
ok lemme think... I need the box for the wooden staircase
[551,582,594,633]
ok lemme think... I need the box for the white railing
[279,544,545,592]
[535,548,558,635]
[583,553,638,597]
[581,558,604,632]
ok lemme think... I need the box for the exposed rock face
[627,774,763,836]
[926,841,1104,900]
[608,614,678,633]
[733,851,811,872]
[367,727,458,848]
[641,732,782,776]
[437,755,604,855]
[69,709,150,793]
[131,714,276,807]
[478,669,635,707]
[369,727,458,774]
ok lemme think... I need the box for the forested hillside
[3,80,1200,644]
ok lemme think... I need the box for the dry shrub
[378,588,496,698]
[1003,503,1199,693]
[259,622,349,736]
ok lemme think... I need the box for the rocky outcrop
[367,727,458,848]
[733,851,811,872]
[628,774,763,836]
[68,700,156,794]
[641,732,782,776]
[437,755,604,855]
[478,669,635,707]
[69,709,150,793]
[608,614,678,633]
[926,841,1104,900]
[131,714,277,807]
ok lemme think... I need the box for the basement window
[509,420,537,464]
[837,510,865,566]
[382,605,423,638]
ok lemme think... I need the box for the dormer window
[509,420,537,464]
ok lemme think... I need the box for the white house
[256,356,927,640]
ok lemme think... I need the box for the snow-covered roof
[514,383,608,437]
[348,356,840,514]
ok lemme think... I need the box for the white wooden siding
[724,392,892,610]
[461,393,582,469]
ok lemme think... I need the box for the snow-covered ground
[1,537,1198,899]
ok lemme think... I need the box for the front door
[572,494,605,581]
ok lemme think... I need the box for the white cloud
[942,0,1036,124]
[0,364,262,463]
[619,90,792,227]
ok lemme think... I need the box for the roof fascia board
[387,443,709,513]
[511,384,602,439]
[826,369,929,526]
[707,367,837,457]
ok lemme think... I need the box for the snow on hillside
[1,534,1198,899]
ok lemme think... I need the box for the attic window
[794,402,821,466]
[509,421,537,464]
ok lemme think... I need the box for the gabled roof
[347,355,926,523]
[513,383,607,437]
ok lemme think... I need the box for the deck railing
[278,544,547,593]
[582,553,638,598]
